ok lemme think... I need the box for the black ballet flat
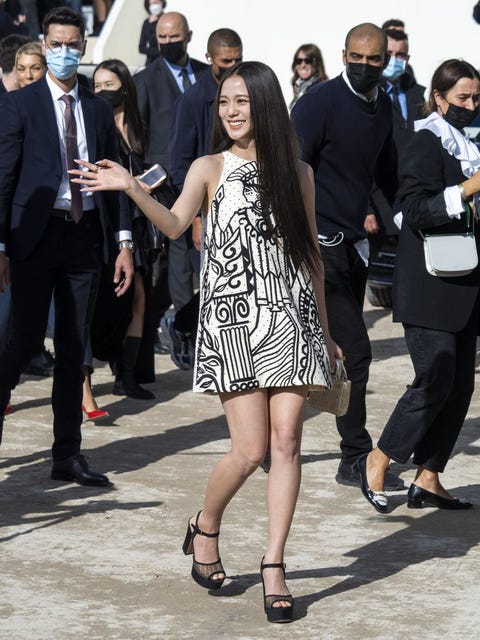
[353,453,388,514]
[182,511,225,590]
[260,558,294,623]
[407,483,473,510]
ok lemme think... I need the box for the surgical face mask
[382,57,406,82]
[443,101,479,130]
[96,87,124,108]
[149,3,163,16]
[45,46,82,80]
[160,40,186,64]
[346,62,383,94]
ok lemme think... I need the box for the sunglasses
[294,57,314,65]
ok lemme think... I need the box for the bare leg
[192,389,269,579]
[82,368,99,413]
[366,446,390,492]
[126,273,145,338]
[414,467,453,499]
[93,0,111,22]
[263,387,306,607]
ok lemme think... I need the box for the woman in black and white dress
[71,61,341,623]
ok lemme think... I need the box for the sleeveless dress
[193,150,331,394]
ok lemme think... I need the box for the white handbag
[421,232,478,277]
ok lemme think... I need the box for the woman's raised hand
[69,159,136,193]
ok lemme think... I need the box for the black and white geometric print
[193,151,331,393]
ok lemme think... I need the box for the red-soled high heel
[82,405,109,421]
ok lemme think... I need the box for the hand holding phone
[137,163,168,192]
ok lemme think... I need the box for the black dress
[91,137,156,383]
[138,18,160,65]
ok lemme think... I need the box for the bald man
[291,23,401,490]
[134,11,208,328]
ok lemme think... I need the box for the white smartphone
[138,163,168,190]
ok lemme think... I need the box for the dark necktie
[60,94,83,223]
[180,68,192,92]
[391,85,405,121]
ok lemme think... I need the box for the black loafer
[353,453,388,513]
[407,483,472,510]
[51,454,112,486]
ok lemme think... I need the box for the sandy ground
[1,301,480,640]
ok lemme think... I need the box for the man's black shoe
[336,459,405,491]
[51,454,111,486]
[24,347,55,377]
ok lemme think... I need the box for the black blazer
[134,56,208,168]
[393,128,480,332]
[371,75,426,232]
[0,76,130,262]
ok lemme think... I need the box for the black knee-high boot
[113,336,155,400]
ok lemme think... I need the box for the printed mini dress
[193,150,331,393]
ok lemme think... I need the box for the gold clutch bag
[308,359,351,417]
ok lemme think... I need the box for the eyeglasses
[294,57,314,65]
[46,41,85,54]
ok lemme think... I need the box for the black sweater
[291,74,397,243]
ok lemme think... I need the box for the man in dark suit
[134,11,208,315]
[0,6,134,485]
[0,32,30,94]
[367,28,426,235]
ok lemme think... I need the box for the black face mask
[346,62,383,94]
[96,87,124,108]
[160,40,186,64]
[443,102,479,130]
[214,66,229,82]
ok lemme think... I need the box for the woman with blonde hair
[15,41,46,88]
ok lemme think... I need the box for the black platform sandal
[182,511,225,590]
[260,558,294,623]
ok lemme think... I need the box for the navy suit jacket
[169,70,217,192]
[0,75,130,261]
[134,56,209,168]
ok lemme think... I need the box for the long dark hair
[93,59,147,157]
[291,43,328,87]
[211,61,320,273]
[425,59,480,115]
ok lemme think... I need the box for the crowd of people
[0,0,113,39]
[1,3,480,625]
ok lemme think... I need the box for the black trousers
[378,314,477,473]
[321,242,372,463]
[0,214,102,461]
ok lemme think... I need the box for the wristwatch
[119,240,135,251]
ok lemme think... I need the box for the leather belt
[51,208,96,221]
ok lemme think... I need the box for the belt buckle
[319,232,344,247]
[64,212,73,222]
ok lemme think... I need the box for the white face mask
[149,3,163,16]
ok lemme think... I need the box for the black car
[366,231,397,307]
